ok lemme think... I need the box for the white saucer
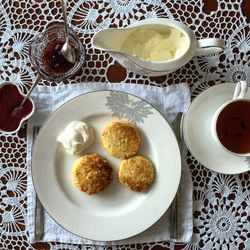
[183,83,250,174]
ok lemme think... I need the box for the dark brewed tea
[216,100,250,154]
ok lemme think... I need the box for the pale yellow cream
[121,27,189,61]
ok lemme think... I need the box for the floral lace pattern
[0,0,249,250]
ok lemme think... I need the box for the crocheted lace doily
[0,0,249,250]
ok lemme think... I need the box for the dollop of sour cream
[57,121,94,155]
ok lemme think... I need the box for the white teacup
[211,81,250,157]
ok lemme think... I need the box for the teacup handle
[233,81,248,100]
[194,38,225,56]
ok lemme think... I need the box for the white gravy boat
[92,18,225,76]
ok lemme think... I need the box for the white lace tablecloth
[0,1,249,250]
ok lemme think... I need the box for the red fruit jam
[43,39,76,74]
[0,84,33,132]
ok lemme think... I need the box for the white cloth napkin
[26,82,192,245]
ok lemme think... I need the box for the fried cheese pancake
[101,121,140,159]
[119,155,155,192]
[72,153,113,195]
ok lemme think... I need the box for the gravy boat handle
[194,38,225,56]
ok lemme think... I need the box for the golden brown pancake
[72,153,113,195]
[101,121,140,159]
[119,155,155,192]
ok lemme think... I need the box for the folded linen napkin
[27,82,192,245]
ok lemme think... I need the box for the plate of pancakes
[32,90,181,241]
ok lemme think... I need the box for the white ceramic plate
[183,83,250,174]
[32,90,181,241]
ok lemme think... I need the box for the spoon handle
[21,74,42,107]
[60,0,69,36]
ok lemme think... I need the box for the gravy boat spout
[92,27,135,54]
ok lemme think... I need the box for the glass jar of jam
[29,22,85,82]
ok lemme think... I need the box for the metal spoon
[18,75,41,109]
[60,0,76,63]
[11,75,41,117]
